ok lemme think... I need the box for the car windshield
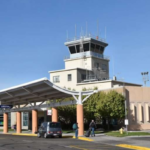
[50,123,61,128]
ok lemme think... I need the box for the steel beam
[0,100,77,114]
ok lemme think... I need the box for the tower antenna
[66,30,69,41]
[86,21,88,37]
[97,20,99,39]
[80,27,83,37]
[105,26,107,40]
[75,24,76,39]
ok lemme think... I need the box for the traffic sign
[0,105,13,109]
[47,110,52,116]
[125,119,129,125]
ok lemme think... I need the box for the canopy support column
[52,108,58,122]
[32,110,38,134]
[77,92,84,136]
[17,112,21,133]
[3,113,8,133]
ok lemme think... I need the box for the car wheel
[44,133,47,139]
[59,135,62,138]
[37,133,41,138]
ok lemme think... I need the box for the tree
[52,89,125,130]
[96,90,125,129]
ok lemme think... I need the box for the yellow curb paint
[116,144,150,150]
[72,136,94,141]
[12,133,73,138]
[12,133,37,136]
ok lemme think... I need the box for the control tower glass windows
[53,76,60,83]
[83,43,89,52]
[69,46,76,54]
[91,43,95,51]
[100,46,104,54]
[95,45,100,53]
[76,45,80,53]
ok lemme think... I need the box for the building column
[16,112,21,133]
[32,110,38,134]
[52,108,58,122]
[3,113,8,133]
[77,104,84,136]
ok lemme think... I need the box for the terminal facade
[0,35,150,134]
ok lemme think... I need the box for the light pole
[141,72,149,86]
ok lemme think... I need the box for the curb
[72,136,94,141]
[11,133,73,138]
[2,133,93,141]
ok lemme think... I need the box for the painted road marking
[73,136,93,141]
[70,146,88,150]
[117,144,150,150]
[70,145,126,150]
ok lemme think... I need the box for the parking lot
[0,134,135,150]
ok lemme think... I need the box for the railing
[66,34,106,43]
[64,51,109,60]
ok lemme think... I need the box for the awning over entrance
[0,78,95,113]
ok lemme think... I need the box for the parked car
[37,122,62,138]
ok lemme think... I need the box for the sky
[0,0,150,90]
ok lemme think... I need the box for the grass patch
[62,130,104,134]
[62,130,74,133]
[105,131,150,137]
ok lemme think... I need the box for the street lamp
[141,72,149,86]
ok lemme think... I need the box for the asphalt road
[0,134,134,150]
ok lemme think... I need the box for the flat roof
[49,67,92,73]
[77,79,142,86]
[0,78,94,105]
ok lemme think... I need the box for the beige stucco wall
[125,86,150,130]
[65,57,92,70]
[50,69,77,90]
[76,81,112,91]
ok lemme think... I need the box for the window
[8,113,11,127]
[94,62,99,69]
[81,74,86,80]
[102,64,107,71]
[91,43,95,51]
[69,46,76,54]
[100,46,104,54]
[83,43,89,52]
[96,45,100,51]
[23,112,28,126]
[53,76,60,83]
[0,114,3,127]
[68,74,72,81]
[76,45,80,53]
[50,122,61,128]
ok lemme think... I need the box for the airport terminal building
[0,35,150,134]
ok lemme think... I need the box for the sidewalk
[88,134,150,148]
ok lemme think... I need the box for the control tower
[64,35,110,81]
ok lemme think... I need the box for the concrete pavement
[0,134,134,150]
[88,134,150,149]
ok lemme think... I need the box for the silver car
[37,122,62,138]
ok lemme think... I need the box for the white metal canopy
[0,78,96,113]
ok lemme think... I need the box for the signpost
[125,119,128,135]
[0,105,13,109]
[125,119,128,125]
[47,110,52,116]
